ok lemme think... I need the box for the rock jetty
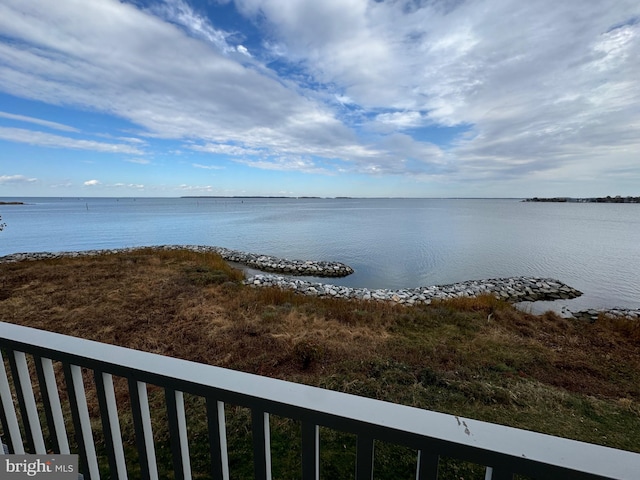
[6,245,638,320]
[247,274,640,321]
[246,273,582,305]
[209,247,353,277]
[0,245,354,278]
[571,308,640,322]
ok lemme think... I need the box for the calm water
[1,197,638,312]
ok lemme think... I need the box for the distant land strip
[181,195,326,199]
[0,201,24,205]
[524,195,640,203]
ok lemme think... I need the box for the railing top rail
[1,321,639,479]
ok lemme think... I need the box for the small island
[524,195,640,203]
[0,201,24,205]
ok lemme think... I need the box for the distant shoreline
[0,201,24,205]
[181,195,341,199]
[524,196,640,203]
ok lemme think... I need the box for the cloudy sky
[0,0,638,198]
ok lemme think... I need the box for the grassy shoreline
[1,248,639,477]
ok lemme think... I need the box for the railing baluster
[7,351,35,452]
[251,410,272,480]
[355,434,374,480]
[485,466,513,480]
[0,403,10,454]
[301,422,319,480]
[175,392,191,479]
[63,364,100,480]
[416,450,439,480]
[165,389,192,480]
[128,379,159,480]
[13,352,46,453]
[40,358,71,455]
[206,399,229,480]
[35,357,61,453]
[95,371,128,479]
[0,349,24,454]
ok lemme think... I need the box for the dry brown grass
[0,249,392,378]
[2,248,640,456]
[2,250,639,398]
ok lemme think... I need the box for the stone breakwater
[247,273,583,304]
[3,246,638,320]
[571,308,640,322]
[0,245,354,278]
[209,247,354,277]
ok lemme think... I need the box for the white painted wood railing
[1,321,639,479]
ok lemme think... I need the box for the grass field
[1,248,639,478]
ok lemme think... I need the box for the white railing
[0,321,638,479]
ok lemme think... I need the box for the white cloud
[0,0,638,192]
[178,184,214,192]
[373,111,425,131]
[235,0,640,184]
[236,45,251,56]
[0,127,145,154]
[81,180,146,190]
[0,0,361,162]
[192,163,224,170]
[334,94,354,105]
[190,143,261,156]
[112,182,145,189]
[0,174,37,184]
[118,137,147,144]
[50,181,73,189]
[149,0,235,54]
[125,158,152,165]
[0,111,79,132]
[235,156,332,175]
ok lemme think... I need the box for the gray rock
[244,273,586,307]
[0,245,355,278]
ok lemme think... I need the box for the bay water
[1,197,638,313]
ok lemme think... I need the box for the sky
[0,0,638,198]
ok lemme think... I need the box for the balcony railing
[1,321,639,479]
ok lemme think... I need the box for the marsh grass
[1,248,639,478]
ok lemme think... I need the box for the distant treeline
[181,196,324,199]
[524,196,640,203]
